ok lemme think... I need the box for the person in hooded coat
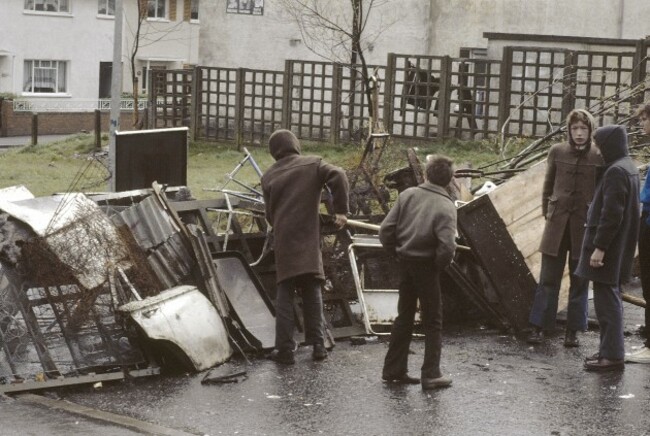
[261,129,349,364]
[577,125,640,371]
[626,104,650,364]
[527,109,603,347]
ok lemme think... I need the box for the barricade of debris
[1,126,646,394]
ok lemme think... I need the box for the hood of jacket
[268,129,301,161]
[593,125,629,164]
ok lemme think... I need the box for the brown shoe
[421,376,452,389]
[583,358,624,372]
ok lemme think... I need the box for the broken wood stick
[346,219,380,232]
[621,292,646,308]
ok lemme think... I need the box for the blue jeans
[529,228,589,331]
[593,281,625,360]
[274,274,324,352]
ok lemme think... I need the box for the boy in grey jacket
[379,155,457,389]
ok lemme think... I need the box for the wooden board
[457,161,571,332]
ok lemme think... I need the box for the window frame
[190,0,199,21]
[97,0,115,16]
[147,0,167,20]
[23,59,69,95]
[24,0,71,14]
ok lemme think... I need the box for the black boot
[564,330,579,347]
[313,343,328,361]
[526,327,544,344]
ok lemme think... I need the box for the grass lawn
[0,133,530,199]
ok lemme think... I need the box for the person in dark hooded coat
[261,129,349,364]
[577,125,640,371]
[526,109,603,347]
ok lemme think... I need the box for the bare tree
[278,0,394,133]
[124,0,184,129]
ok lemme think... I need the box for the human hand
[590,248,605,268]
[334,213,348,230]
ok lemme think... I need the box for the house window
[98,0,115,15]
[148,0,166,19]
[191,0,199,20]
[23,60,68,94]
[227,0,263,15]
[24,0,70,13]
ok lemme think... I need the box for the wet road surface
[56,318,649,436]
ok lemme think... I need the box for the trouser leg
[382,261,417,378]
[275,278,296,351]
[566,255,589,332]
[593,281,625,360]
[299,276,325,346]
[411,264,443,379]
[529,251,566,329]
[639,216,650,347]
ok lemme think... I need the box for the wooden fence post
[31,112,38,146]
[190,66,201,141]
[330,63,342,145]
[383,53,396,136]
[632,38,649,107]
[94,109,101,150]
[281,60,292,130]
[235,68,245,149]
[437,55,452,138]
[497,46,514,137]
[561,50,577,121]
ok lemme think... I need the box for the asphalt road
[2,288,648,436]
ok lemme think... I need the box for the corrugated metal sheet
[147,233,194,289]
[114,195,179,251]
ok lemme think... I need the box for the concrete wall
[200,0,650,71]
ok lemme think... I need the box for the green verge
[0,134,533,199]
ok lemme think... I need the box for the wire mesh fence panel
[388,54,445,140]
[286,60,335,141]
[572,50,637,126]
[150,69,193,129]
[241,69,284,144]
[502,47,569,137]
[197,67,238,141]
[448,58,502,140]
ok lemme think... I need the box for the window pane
[191,0,199,20]
[59,0,69,12]
[157,0,165,18]
[23,60,33,92]
[57,61,67,93]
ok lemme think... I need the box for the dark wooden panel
[457,194,536,332]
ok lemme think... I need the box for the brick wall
[0,100,135,137]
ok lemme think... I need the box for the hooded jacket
[576,125,640,285]
[539,114,603,259]
[261,129,349,284]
